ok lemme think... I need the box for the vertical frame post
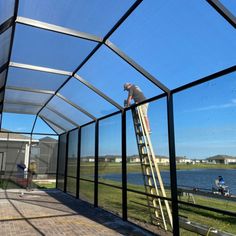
[56,135,61,189]
[76,128,81,198]
[64,132,69,193]
[94,120,99,207]
[122,111,127,220]
[167,93,179,235]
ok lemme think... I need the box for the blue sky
[1,0,236,159]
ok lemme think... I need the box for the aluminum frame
[9,61,72,76]
[74,74,123,110]
[5,101,44,107]
[0,62,9,74]
[6,85,55,95]
[1,0,235,234]
[105,40,169,93]
[40,115,66,133]
[0,16,14,34]
[56,93,96,120]
[16,0,143,135]
[8,61,122,115]
[206,0,236,28]
[16,16,103,43]
[46,106,80,127]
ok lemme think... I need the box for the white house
[207,155,236,164]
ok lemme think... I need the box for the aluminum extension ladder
[131,106,173,231]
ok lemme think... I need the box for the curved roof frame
[0,0,235,134]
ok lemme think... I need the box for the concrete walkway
[0,189,155,236]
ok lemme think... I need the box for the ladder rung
[145,184,155,188]
[144,173,153,178]
[141,163,154,166]
[151,217,163,225]
[140,154,148,158]
[141,163,151,168]
[138,143,149,147]
[136,132,143,136]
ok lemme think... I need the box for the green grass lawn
[0,179,22,189]
[78,179,236,235]
[76,162,236,176]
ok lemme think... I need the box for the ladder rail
[136,107,167,230]
[136,106,173,228]
[132,113,157,222]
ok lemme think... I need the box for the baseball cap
[124,83,131,91]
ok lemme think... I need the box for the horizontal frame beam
[4,101,43,107]
[46,105,80,127]
[0,130,58,136]
[6,86,55,95]
[206,0,236,28]
[56,93,96,121]
[105,40,170,93]
[16,16,103,42]
[74,74,123,110]
[9,62,72,76]
[40,115,66,133]
[171,65,236,94]
[2,108,38,115]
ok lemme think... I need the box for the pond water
[100,168,236,194]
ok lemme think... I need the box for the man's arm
[126,95,133,107]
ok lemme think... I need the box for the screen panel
[110,0,236,89]
[18,0,135,37]
[59,77,118,117]
[40,107,76,131]
[33,117,57,134]
[58,133,67,175]
[0,27,12,68]
[0,0,15,25]
[11,24,98,71]
[7,67,68,91]
[67,129,78,177]
[47,96,92,125]
[98,114,121,187]
[43,119,64,134]
[4,89,52,105]
[80,123,95,204]
[31,134,58,189]
[3,103,41,114]
[0,70,7,89]
[78,45,162,106]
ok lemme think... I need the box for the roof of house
[207,155,236,160]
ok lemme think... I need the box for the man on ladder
[124,83,151,133]
[124,83,172,231]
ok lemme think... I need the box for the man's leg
[141,103,151,132]
[144,116,151,132]
[27,172,32,190]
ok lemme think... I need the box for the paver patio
[0,189,156,236]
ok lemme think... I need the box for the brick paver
[0,189,154,236]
